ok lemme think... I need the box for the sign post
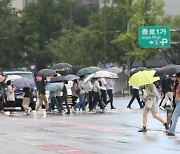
[139,26,170,48]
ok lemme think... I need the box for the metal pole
[104,0,107,66]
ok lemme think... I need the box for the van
[2,70,37,110]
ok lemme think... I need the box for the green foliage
[112,0,165,68]
[0,0,23,70]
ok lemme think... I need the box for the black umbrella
[49,76,68,83]
[130,67,147,75]
[154,64,180,76]
[51,63,73,71]
[36,69,56,78]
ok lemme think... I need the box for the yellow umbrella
[128,70,160,86]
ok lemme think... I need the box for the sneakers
[27,108,31,115]
[111,106,116,109]
[138,126,147,132]
[166,130,175,136]
[127,106,132,109]
[163,123,169,130]
[159,106,165,110]
[65,111,70,115]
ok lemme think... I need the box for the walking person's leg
[36,94,43,111]
[127,89,136,108]
[74,94,83,110]
[138,109,149,132]
[127,95,135,108]
[160,93,169,110]
[159,93,165,106]
[107,89,115,109]
[42,94,48,112]
[152,112,168,129]
[22,97,31,114]
[56,96,63,113]
[92,92,98,111]
[167,92,174,108]
[63,94,70,114]
[168,102,180,135]
[97,92,105,110]
[133,89,143,108]
[101,90,107,105]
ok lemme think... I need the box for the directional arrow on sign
[149,41,154,44]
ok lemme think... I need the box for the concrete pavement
[0,97,180,154]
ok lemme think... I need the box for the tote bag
[146,99,153,109]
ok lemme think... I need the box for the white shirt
[7,85,15,101]
[106,79,115,90]
[85,81,93,92]
[101,78,107,90]
[78,80,86,94]
[132,86,139,90]
[93,80,101,92]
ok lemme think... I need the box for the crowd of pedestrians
[34,75,116,115]
[0,70,180,137]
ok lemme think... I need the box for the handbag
[146,99,153,109]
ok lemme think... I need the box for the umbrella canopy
[65,74,79,81]
[154,64,180,76]
[84,74,94,83]
[128,70,160,87]
[76,66,101,76]
[93,71,118,78]
[106,67,122,74]
[50,76,68,83]
[45,82,64,91]
[0,75,5,83]
[130,67,147,75]
[87,66,101,73]
[51,63,73,71]
[76,68,91,76]
[13,78,34,89]
[4,75,22,83]
[37,69,56,78]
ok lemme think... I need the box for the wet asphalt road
[0,97,180,154]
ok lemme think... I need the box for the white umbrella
[84,74,94,83]
[106,67,122,74]
[4,75,22,83]
[93,71,118,78]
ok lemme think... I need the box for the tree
[0,0,23,69]
[20,0,70,69]
[112,0,165,68]
[159,15,180,64]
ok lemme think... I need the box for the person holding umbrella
[106,78,116,109]
[36,77,48,112]
[22,87,31,115]
[73,75,86,112]
[138,83,168,132]
[127,86,143,109]
[92,77,105,112]
[6,80,16,114]
[61,81,70,114]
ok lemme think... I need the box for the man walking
[127,86,143,109]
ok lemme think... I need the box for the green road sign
[139,26,170,48]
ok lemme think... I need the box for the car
[2,70,37,110]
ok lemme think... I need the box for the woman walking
[6,80,16,114]
[22,87,31,115]
[138,83,168,132]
